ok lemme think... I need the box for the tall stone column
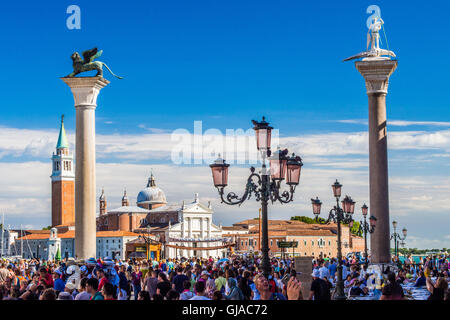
[355,60,397,264]
[61,77,110,260]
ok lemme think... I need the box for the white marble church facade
[162,195,227,259]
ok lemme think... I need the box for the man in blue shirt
[328,259,337,279]
[414,271,426,287]
[53,270,66,293]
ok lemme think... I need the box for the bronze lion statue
[66,48,123,79]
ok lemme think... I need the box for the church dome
[137,174,167,205]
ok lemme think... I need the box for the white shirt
[319,266,330,279]
[117,288,128,300]
[74,291,91,300]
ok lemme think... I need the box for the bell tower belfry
[51,115,75,227]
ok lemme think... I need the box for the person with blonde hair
[426,275,448,300]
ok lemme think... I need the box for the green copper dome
[56,115,69,149]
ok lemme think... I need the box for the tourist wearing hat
[309,268,331,300]
[57,291,73,300]
[64,281,77,298]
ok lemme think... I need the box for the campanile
[51,115,75,227]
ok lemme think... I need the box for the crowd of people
[0,253,448,301]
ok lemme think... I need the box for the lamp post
[311,180,355,300]
[358,204,377,268]
[390,221,407,258]
[210,117,303,279]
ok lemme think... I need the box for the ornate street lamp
[358,203,376,268]
[210,117,303,279]
[390,220,407,258]
[252,116,273,156]
[210,156,230,188]
[310,180,355,300]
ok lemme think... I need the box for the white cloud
[2,124,450,165]
[1,123,450,248]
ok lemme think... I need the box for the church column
[61,77,109,260]
[207,217,211,238]
[181,220,186,258]
[201,217,205,258]
[188,217,193,257]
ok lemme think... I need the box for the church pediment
[183,202,212,214]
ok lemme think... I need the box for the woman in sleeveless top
[426,276,448,300]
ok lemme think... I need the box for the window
[311,240,314,246]
[241,241,244,246]
[270,240,273,247]
[328,240,331,246]
[304,240,307,246]
[318,238,325,247]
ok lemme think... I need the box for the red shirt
[40,273,54,287]
[269,279,276,293]
[98,276,109,290]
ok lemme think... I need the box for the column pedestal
[61,76,109,260]
[355,60,397,264]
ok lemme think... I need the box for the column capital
[61,77,110,107]
[355,60,398,95]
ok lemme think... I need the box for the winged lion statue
[66,48,123,79]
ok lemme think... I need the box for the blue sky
[0,1,449,249]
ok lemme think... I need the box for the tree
[42,226,52,230]
[290,216,362,236]
[290,216,326,224]
[348,221,362,237]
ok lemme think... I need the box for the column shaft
[368,93,390,264]
[75,105,97,259]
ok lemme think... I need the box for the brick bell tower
[51,115,75,227]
